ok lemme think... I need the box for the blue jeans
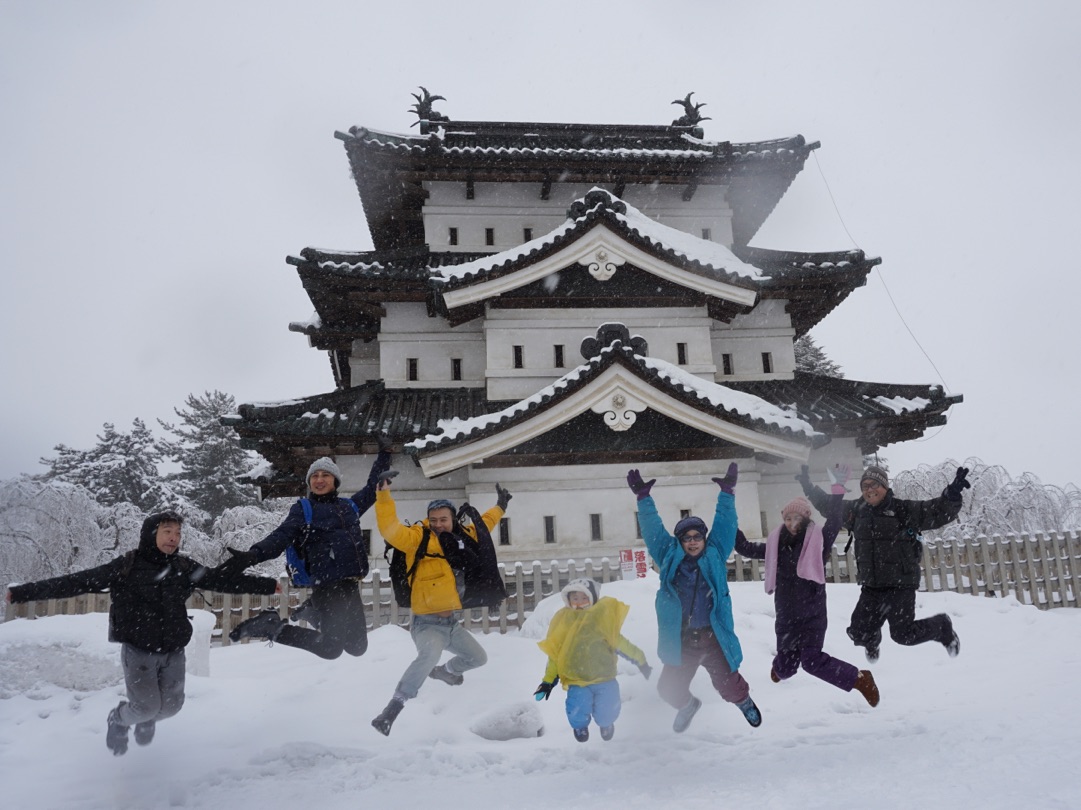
[565,679,621,731]
[396,613,487,699]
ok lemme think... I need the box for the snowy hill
[1,577,1078,809]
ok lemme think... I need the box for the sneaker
[673,696,701,733]
[737,696,762,728]
[770,668,780,683]
[573,727,589,743]
[865,644,880,664]
[428,664,464,686]
[945,630,961,658]
[133,721,156,746]
[229,611,284,643]
[853,670,880,708]
[106,705,129,756]
[371,698,404,737]
[600,725,615,741]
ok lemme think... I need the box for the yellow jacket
[537,597,646,687]
[375,490,503,615]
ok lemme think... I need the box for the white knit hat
[306,457,342,489]
[561,578,600,608]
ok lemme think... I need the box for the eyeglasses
[860,481,883,492]
[679,532,705,543]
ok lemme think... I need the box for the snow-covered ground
[1,575,1077,809]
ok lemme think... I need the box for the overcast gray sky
[2,1,1079,488]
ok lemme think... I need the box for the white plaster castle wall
[378,302,485,388]
[423,181,734,251]
[483,306,717,400]
[711,298,796,382]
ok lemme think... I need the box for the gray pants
[396,613,487,700]
[115,644,186,727]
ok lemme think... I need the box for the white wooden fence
[6,531,1079,638]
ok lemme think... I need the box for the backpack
[288,498,361,587]
[382,503,507,610]
[384,526,434,608]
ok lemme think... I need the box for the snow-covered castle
[225,92,961,563]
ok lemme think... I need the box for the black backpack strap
[404,527,432,588]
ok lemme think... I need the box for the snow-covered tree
[39,419,196,516]
[794,334,843,378]
[158,391,261,521]
[891,457,1081,538]
[209,500,293,578]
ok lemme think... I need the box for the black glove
[534,681,556,701]
[626,469,655,501]
[376,433,393,453]
[496,483,513,511]
[794,464,811,488]
[638,662,653,680]
[946,466,971,501]
[217,547,258,576]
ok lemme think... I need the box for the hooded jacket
[375,489,503,615]
[637,490,742,670]
[9,514,276,653]
[248,449,390,584]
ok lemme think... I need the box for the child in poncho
[533,579,651,742]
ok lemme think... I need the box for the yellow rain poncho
[538,597,646,688]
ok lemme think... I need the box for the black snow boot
[229,610,284,643]
[106,705,129,756]
[428,664,464,685]
[291,599,321,630]
[737,696,762,728]
[573,727,589,743]
[134,720,156,746]
[371,698,404,736]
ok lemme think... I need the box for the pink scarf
[763,521,826,594]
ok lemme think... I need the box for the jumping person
[223,440,392,659]
[736,464,879,707]
[6,511,277,756]
[627,463,762,733]
[798,463,970,662]
[370,477,510,736]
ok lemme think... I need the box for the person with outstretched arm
[798,463,970,663]
[222,438,392,659]
[6,511,277,756]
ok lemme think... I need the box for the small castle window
[701,228,712,240]
[499,518,511,546]
[485,227,495,246]
[722,353,733,376]
[554,345,565,368]
[407,358,419,381]
[590,514,603,542]
[448,227,458,246]
[523,227,533,242]
[451,358,462,381]
[680,509,691,520]
[677,343,688,365]
[544,516,556,544]
[762,352,773,374]
[513,345,524,369]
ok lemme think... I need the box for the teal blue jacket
[638,491,742,671]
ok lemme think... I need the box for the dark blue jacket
[250,450,390,585]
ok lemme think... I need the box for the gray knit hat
[860,465,889,490]
[306,457,342,489]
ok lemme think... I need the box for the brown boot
[770,668,780,683]
[854,670,880,707]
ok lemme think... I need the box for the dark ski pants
[847,586,953,652]
[275,579,368,660]
[115,644,185,727]
[773,625,858,691]
[658,627,749,709]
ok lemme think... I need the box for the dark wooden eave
[335,120,818,252]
